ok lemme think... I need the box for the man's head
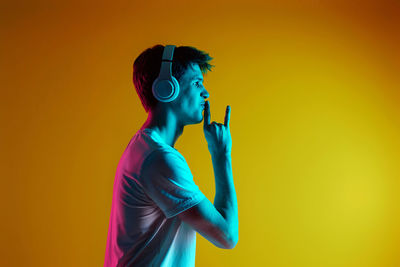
[132,45,214,118]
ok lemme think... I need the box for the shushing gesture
[203,101,232,157]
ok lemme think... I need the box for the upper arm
[177,197,238,249]
[140,149,206,218]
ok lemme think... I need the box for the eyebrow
[192,76,203,81]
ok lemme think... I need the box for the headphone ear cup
[168,76,180,102]
[152,77,176,102]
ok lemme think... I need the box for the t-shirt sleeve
[139,148,206,218]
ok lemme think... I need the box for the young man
[104,44,238,266]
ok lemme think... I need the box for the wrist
[211,151,231,161]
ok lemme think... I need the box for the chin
[184,112,203,125]
[188,116,203,125]
[197,114,204,124]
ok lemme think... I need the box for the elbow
[224,239,238,249]
[229,235,239,249]
[223,234,238,249]
[223,225,239,249]
[213,233,238,249]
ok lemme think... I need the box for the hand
[203,101,232,157]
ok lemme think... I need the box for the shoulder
[145,147,186,165]
[141,148,190,176]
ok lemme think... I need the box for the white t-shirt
[104,128,206,267]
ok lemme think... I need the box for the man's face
[172,63,209,125]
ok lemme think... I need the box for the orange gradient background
[1,0,399,266]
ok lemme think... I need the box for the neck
[140,107,184,147]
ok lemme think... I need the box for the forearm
[211,153,238,245]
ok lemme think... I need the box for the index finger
[224,105,231,127]
[204,100,211,127]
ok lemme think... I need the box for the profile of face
[172,63,210,125]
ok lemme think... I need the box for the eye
[195,81,202,88]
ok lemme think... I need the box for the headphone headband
[158,45,175,79]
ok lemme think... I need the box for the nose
[201,87,209,99]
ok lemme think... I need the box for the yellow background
[1,0,399,266]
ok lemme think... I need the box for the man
[104,44,238,267]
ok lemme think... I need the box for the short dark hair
[132,44,214,112]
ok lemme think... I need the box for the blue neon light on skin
[142,62,239,249]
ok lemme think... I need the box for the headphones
[152,45,180,102]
